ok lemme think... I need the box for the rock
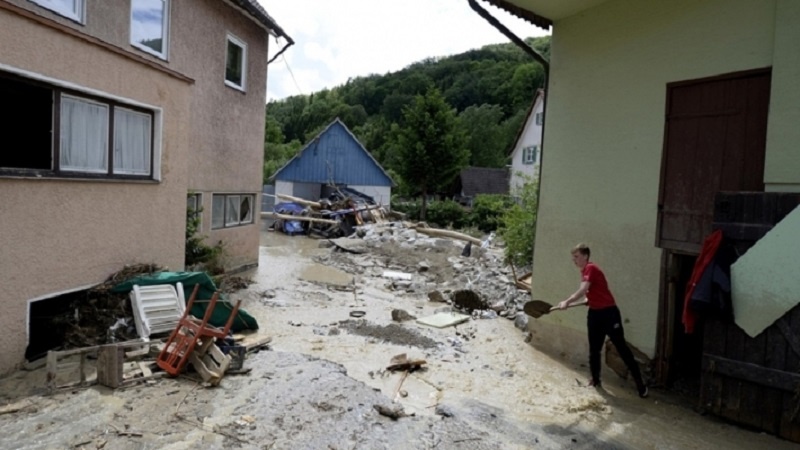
[328,327,340,336]
[428,291,446,303]
[418,261,431,272]
[261,290,277,299]
[514,315,529,331]
[393,281,413,290]
[499,310,508,317]
[318,241,334,248]
[506,313,517,320]
[434,306,453,314]
[391,309,417,322]
[435,404,455,418]
[480,310,498,320]
[490,301,505,313]
[400,229,417,240]
[400,390,408,398]
[313,327,327,336]
[500,370,514,378]
[524,332,533,343]
[452,290,487,312]
[373,404,411,420]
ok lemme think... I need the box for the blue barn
[270,119,394,207]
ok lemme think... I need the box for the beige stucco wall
[175,0,269,270]
[0,9,191,374]
[531,0,780,358]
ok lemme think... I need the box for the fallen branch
[453,437,482,443]
[0,399,33,416]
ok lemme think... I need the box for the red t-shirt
[582,263,616,309]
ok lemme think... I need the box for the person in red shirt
[557,243,648,398]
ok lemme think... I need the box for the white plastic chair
[130,282,187,341]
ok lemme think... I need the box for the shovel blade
[523,300,555,318]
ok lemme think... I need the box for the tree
[457,104,507,168]
[395,88,468,220]
[499,176,538,267]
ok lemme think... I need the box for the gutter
[467,0,550,269]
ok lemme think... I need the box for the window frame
[224,33,248,92]
[187,192,203,229]
[130,0,171,60]
[0,71,156,181]
[212,193,256,230]
[522,145,538,165]
[29,0,85,24]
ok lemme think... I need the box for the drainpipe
[267,36,294,65]
[467,0,550,270]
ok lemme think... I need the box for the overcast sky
[260,0,549,101]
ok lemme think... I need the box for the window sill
[29,1,84,25]
[0,171,159,184]
[131,43,168,61]
[211,221,255,231]
[224,80,246,93]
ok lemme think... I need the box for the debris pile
[316,221,532,325]
[267,188,395,239]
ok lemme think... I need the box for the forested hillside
[264,36,550,194]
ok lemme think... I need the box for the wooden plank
[703,355,800,392]
[97,346,125,389]
[700,318,726,412]
[739,326,767,428]
[763,319,788,434]
[719,322,745,421]
[776,319,800,359]
[781,305,800,441]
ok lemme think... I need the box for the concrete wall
[349,185,392,209]
[178,0,269,271]
[509,98,543,196]
[531,0,783,358]
[0,8,191,373]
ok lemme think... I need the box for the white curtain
[212,195,226,229]
[60,96,108,173]
[114,108,151,175]
[226,195,241,226]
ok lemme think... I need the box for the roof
[481,0,552,30]
[460,167,511,197]
[227,0,293,42]
[508,89,545,156]
[271,119,394,187]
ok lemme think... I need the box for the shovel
[523,299,586,318]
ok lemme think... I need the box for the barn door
[657,69,771,253]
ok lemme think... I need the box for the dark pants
[587,306,643,386]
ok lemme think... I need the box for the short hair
[571,243,591,259]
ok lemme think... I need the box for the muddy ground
[0,226,795,449]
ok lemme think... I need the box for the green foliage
[391,199,421,221]
[395,88,469,219]
[469,194,516,232]
[426,200,468,229]
[185,199,225,271]
[264,36,550,178]
[499,180,539,267]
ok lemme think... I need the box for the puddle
[299,263,353,287]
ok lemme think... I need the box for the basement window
[0,72,156,180]
[212,193,254,229]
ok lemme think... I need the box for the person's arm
[558,282,590,309]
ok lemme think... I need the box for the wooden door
[657,69,771,253]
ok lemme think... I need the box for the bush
[185,198,226,272]
[426,200,468,229]
[499,181,538,267]
[469,194,515,232]
[391,199,421,221]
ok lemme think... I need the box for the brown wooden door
[657,69,771,253]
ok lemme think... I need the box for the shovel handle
[549,301,587,312]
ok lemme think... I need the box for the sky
[259,0,549,102]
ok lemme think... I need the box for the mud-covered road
[0,227,794,449]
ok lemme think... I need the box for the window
[535,112,544,126]
[522,145,538,165]
[212,194,254,229]
[0,72,156,179]
[30,0,84,23]
[131,0,170,59]
[225,34,247,91]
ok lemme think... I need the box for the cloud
[260,0,549,101]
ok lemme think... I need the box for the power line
[282,54,304,96]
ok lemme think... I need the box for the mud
[0,229,797,449]
[339,320,439,349]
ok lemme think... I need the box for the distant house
[454,167,510,206]
[508,89,544,196]
[271,119,394,207]
[0,0,290,374]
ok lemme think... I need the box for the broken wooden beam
[275,194,322,210]
[260,212,339,225]
[409,225,482,245]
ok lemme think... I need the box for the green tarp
[111,271,258,332]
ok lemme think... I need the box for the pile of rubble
[315,221,532,331]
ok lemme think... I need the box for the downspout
[467,0,550,270]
